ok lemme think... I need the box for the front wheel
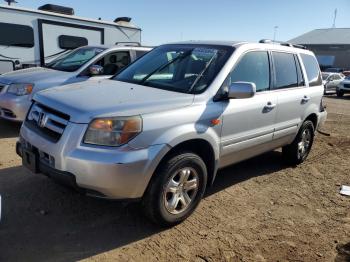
[282,120,315,165]
[337,90,344,97]
[142,152,207,226]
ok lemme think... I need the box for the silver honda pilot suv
[17,41,327,226]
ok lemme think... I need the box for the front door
[219,50,277,167]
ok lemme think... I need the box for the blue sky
[9,0,350,45]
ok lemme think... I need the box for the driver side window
[225,51,270,92]
[92,51,131,75]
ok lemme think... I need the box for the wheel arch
[151,138,219,190]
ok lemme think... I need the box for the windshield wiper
[187,52,218,93]
[139,50,192,84]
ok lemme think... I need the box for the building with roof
[290,28,350,70]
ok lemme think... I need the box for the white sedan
[322,72,344,94]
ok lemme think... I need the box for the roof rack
[259,39,307,50]
[115,42,141,47]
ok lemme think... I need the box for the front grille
[344,83,350,88]
[24,102,70,143]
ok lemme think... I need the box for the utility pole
[332,8,337,28]
[273,26,279,41]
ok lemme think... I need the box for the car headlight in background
[84,116,142,146]
[7,83,34,96]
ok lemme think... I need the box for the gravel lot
[0,96,349,262]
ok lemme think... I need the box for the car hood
[0,67,71,85]
[34,80,194,123]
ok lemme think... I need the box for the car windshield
[47,47,106,72]
[113,44,233,94]
[322,73,330,80]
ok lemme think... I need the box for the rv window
[58,35,88,50]
[0,22,34,48]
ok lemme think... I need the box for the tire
[282,120,315,165]
[337,90,344,97]
[142,152,207,227]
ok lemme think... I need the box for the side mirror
[228,82,256,99]
[89,65,104,76]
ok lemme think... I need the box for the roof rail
[259,39,307,50]
[115,42,141,47]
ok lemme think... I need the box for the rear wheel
[142,152,207,226]
[282,120,315,165]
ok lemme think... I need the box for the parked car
[0,45,152,121]
[17,40,327,226]
[324,67,345,73]
[322,72,344,94]
[336,75,350,97]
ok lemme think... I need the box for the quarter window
[0,22,34,48]
[135,50,148,58]
[58,35,88,50]
[272,52,298,89]
[227,51,270,92]
[300,54,322,86]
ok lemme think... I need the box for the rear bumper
[0,93,31,121]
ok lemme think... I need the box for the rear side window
[58,35,88,50]
[272,52,298,89]
[0,22,34,48]
[227,51,270,92]
[300,54,322,86]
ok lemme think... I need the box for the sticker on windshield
[94,48,105,54]
[192,48,218,60]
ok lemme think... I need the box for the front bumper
[337,85,350,93]
[19,122,170,199]
[0,93,31,121]
[317,110,327,129]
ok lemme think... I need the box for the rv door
[38,19,104,66]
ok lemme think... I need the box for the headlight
[84,116,142,146]
[7,83,34,96]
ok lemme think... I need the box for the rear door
[272,51,321,141]
[38,19,104,66]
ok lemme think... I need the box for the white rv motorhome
[0,4,141,74]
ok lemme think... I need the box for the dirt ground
[0,95,349,262]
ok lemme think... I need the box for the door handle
[301,95,311,103]
[264,102,276,111]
